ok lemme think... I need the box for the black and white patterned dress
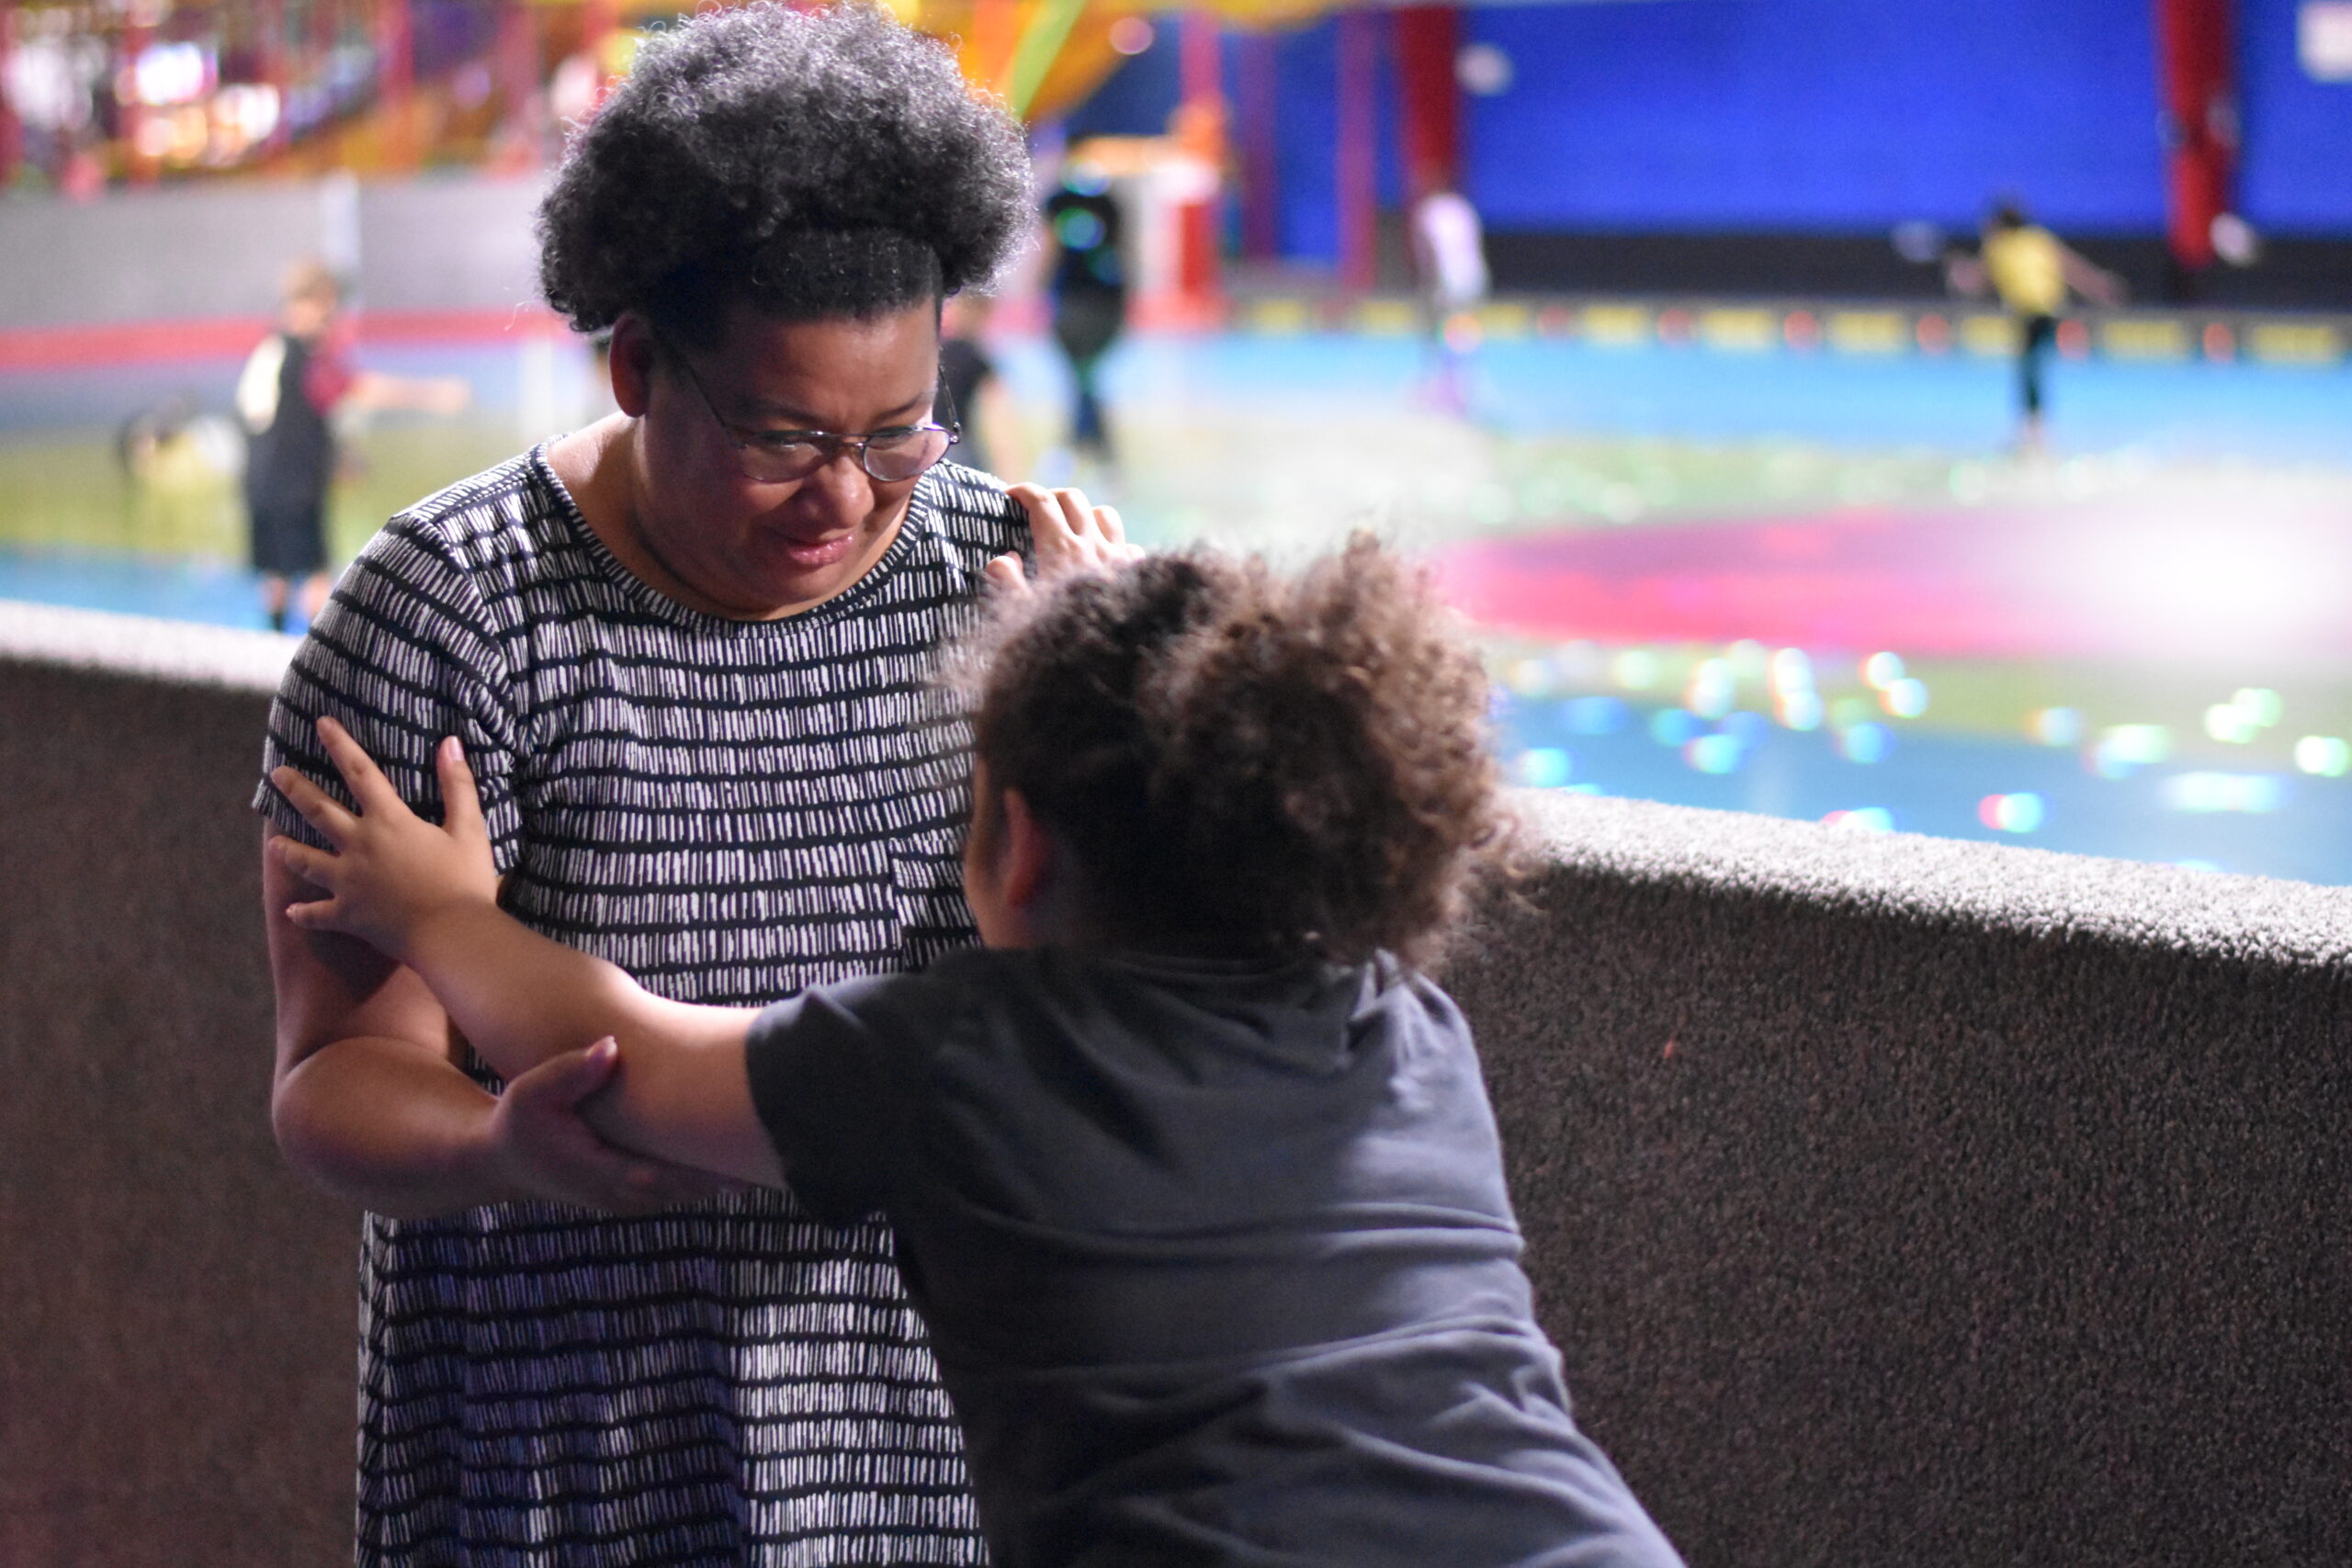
[256,448,1023,1566]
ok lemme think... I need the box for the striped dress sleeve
[253,514,526,871]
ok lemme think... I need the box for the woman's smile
[758,523,864,572]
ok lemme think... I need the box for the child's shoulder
[908,944,1071,1013]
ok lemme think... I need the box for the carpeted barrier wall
[0,615,356,1568]
[3,610,2345,1567]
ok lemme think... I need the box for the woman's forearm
[274,1033,521,1218]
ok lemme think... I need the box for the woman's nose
[797,445,875,523]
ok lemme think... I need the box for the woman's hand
[990,482,1141,595]
[268,716,500,965]
[491,1041,749,1213]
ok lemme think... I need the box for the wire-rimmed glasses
[666,343,959,485]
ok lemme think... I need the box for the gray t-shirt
[745,946,1683,1568]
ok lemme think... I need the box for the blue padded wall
[1264,18,1405,265]
[2237,0,2352,233]
[1459,0,2167,234]
[1076,0,2350,265]
[1064,26,1183,141]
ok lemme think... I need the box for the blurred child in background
[1412,186,1490,415]
[236,259,468,633]
[1044,154,1126,470]
[1946,200,2125,452]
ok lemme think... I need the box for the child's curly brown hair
[962,536,1512,969]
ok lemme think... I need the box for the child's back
[748,944,1680,1567]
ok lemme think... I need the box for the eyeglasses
[665,343,959,485]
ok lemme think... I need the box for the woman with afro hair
[254,6,1124,1562]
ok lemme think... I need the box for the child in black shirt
[268,538,1682,1568]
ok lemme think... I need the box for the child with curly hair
[268,538,1684,1568]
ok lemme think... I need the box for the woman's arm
[269,717,783,1187]
[267,842,737,1216]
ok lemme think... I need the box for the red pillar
[1235,30,1280,261]
[1335,9,1379,293]
[2153,0,2235,285]
[120,12,157,184]
[311,0,339,85]
[1175,8,1225,304]
[374,0,416,168]
[256,0,289,156]
[1393,4,1459,201]
[0,3,20,190]
[1181,9,1221,114]
[375,0,413,108]
[492,0,542,170]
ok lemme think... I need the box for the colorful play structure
[2,0,2339,313]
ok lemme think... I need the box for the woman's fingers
[436,737,488,842]
[315,716,406,818]
[271,763,358,843]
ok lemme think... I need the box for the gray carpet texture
[1,639,356,1568]
[1442,791,2350,1568]
[4,622,2346,1566]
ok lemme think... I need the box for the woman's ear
[608,314,657,418]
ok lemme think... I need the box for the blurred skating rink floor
[6,325,2350,880]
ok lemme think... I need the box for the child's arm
[267,716,784,1188]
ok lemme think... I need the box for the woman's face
[616,299,941,618]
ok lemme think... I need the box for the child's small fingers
[1094,504,1126,547]
[436,738,488,838]
[983,554,1031,596]
[282,896,339,931]
[1050,487,1094,541]
[314,716,401,815]
[1012,483,1078,546]
[271,765,357,841]
[268,833,340,888]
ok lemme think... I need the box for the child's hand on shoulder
[993,482,1141,594]
[269,716,500,964]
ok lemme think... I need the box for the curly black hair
[537,2,1030,344]
[963,537,1514,969]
